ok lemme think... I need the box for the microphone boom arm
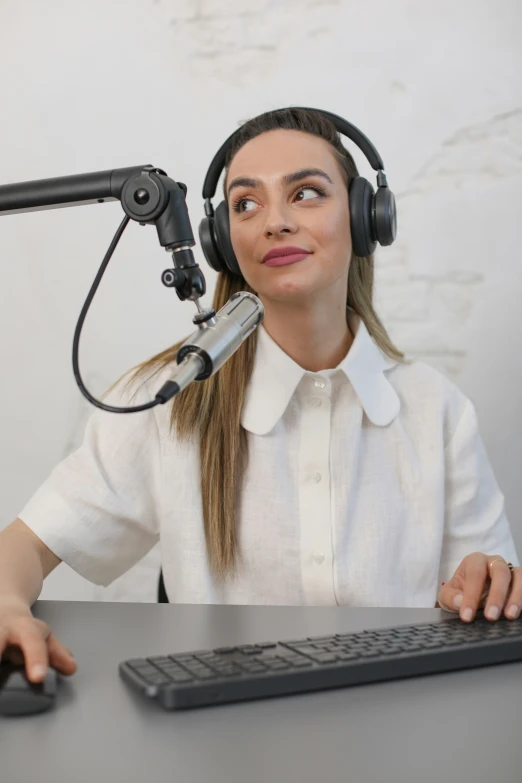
[0,166,147,214]
[0,164,206,303]
[0,164,250,413]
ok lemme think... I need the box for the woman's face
[226,129,352,305]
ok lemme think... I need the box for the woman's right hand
[0,597,77,682]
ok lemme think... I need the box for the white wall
[1,0,521,602]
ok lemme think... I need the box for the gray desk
[2,602,521,783]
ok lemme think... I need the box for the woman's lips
[263,252,311,267]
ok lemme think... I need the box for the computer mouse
[0,661,57,716]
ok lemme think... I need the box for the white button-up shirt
[19,310,519,606]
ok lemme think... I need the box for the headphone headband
[201,106,386,201]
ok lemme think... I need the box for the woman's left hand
[437,552,522,622]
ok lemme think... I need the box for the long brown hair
[119,107,404,581]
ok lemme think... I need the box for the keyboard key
[307,635,335,642]
[146,673,171,684]
[337,651,359,661]
[239,662,266,673]
[170,672,194,683]
[214,664,242,676]
[159,665,186,676]
[130,661,155,671]
[285,645,319,657]
[174,655,196,665]
[311,653,338,664]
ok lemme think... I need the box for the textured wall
[1,0,521,602]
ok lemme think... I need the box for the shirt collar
[240,309,401,435]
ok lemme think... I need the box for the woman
[1,107,520,683]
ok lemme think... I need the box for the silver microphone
[155,291,264,403]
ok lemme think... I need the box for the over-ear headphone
[198,106,397,277]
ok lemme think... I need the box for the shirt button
[310,397,322,408]
[311,472,322,483]
[314,380,326,389]
[313,551,325,564]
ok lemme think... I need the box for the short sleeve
[18,372,162,587]
[439,398,520,583]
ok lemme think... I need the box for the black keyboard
[118,612,522,711]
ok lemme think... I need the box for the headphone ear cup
[214,200,242,277]
[198,214,227,273]
[349,176,376,257]
[374,186,397,247]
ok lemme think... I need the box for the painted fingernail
[462,607,473,622]
[506,604,519,619]
[486,605,499,620]
[453,593,463,609]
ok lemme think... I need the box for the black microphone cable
[72,215,163,414]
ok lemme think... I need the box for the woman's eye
[237,198,257,213]
[295,186,321,202]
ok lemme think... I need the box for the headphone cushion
[349,176,376,258]
[374,186,397,246]
[214,200,242,276]
[198,215,225,273]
